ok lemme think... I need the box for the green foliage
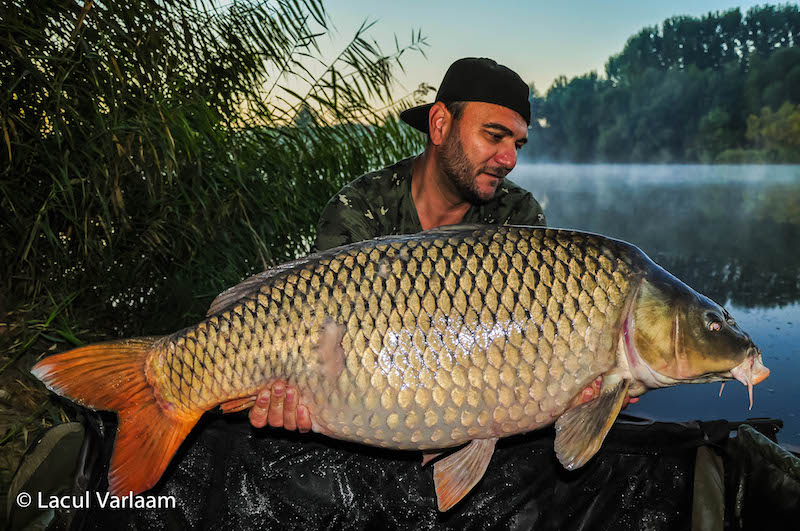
[0,0,428,343]
[527,4,800,163]
[696,108,737,162]
[538,73,607,162]
[745,46,800,111]
[745,102,800,161]
[714,148,774,163]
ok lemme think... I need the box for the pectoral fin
[554,379,630,470]
[433,438,497,511]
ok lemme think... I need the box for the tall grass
[0,0,428,503]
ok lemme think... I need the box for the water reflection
[513,164,800,447]
[515,164,800,308]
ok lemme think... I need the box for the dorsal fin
[206,257,311,316]
[421,223,488,234]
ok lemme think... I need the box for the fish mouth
[727,350,770,410]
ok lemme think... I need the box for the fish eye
[705,312,722,332]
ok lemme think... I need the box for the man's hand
[622,395,639,408]
[248,382,312,432]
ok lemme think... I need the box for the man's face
[438,102,528,205]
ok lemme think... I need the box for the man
[246,57,547,433]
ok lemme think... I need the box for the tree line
[526,4,800,163]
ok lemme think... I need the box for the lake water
[512,164,800,450]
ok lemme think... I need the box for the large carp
[32,226,769,511]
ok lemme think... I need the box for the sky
[322,0,776,98]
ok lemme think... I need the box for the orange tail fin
[31,338,200,496]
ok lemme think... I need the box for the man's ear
[428,102,451,146]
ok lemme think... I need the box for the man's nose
[495,143,517,170]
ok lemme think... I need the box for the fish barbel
[32,226,769,510]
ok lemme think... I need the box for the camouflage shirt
[314,156,547,251]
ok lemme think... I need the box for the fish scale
[148,227,635,448]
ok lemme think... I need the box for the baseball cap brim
[399,103,434,134]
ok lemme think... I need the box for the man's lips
[480,171,507,181]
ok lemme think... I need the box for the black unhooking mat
[17,412,800,531]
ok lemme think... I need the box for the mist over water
[512,163,800,448]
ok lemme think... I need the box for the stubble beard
[439,129,503,206]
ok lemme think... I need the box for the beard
[439,130,507,206]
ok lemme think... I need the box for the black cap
[400,57,531,134]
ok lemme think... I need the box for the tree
[745,46,800,113]
[744,4,800,56]
[746,102,800,160]
[695,108,737,161]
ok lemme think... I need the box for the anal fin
[555,379,630,470]
[432,438,498,511]
[421,451,443,466]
